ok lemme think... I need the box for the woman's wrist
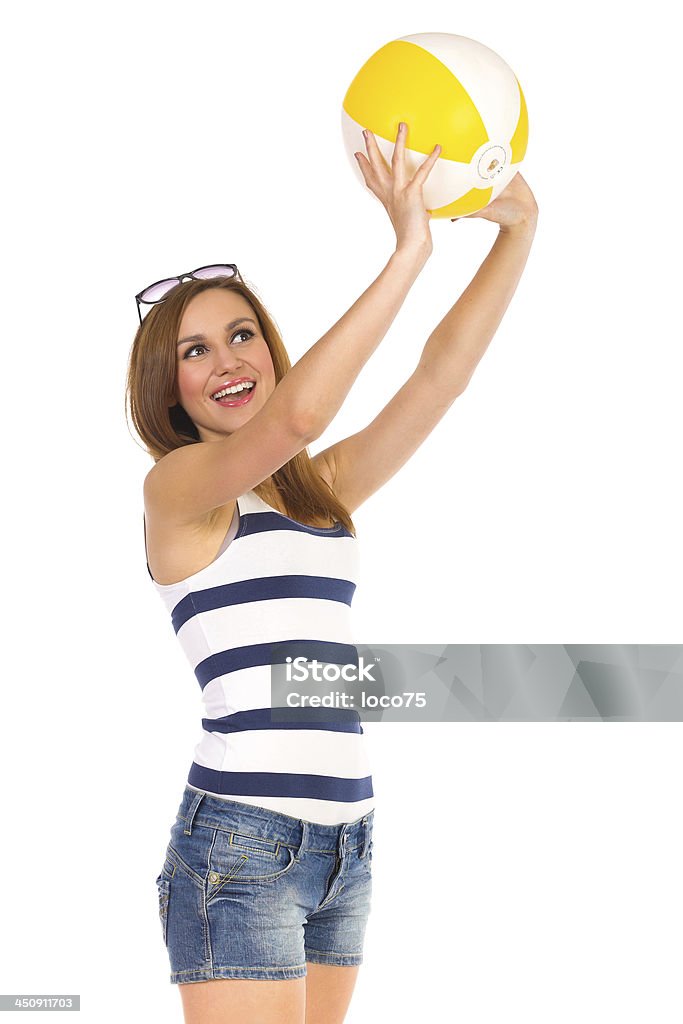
[393,237,433,265]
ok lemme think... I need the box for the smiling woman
[124,265,384,1014]
[125,274,352,533]
[124,116,537,1023]
[173,292,279,446]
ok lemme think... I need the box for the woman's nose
[214,351,243,373]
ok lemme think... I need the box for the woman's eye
[183,329,254,359]
[184,343,207,358]
[232,329,254,344]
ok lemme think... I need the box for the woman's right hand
[354,122,441,254]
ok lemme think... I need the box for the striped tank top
[145,489,374,825]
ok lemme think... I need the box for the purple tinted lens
[139,278,180,302]
[193,265,236,280]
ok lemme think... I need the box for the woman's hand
[451,171,538,231]
[355,122,441,254]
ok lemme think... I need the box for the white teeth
[212,381,255,400]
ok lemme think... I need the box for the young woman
[126,123,538,1024]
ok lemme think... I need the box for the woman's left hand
[451,171,538,230]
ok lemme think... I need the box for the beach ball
[341,32,529,219]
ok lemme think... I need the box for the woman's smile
[211,383,257,407]
[174,289,276,443]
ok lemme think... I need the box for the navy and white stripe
[149,490,374,824]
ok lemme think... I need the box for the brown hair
[124,275,355,535]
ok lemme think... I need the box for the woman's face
[174,288,277,444]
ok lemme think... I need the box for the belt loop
[360,816,369,858]
[298,820,308,860]
[183,791,206,835]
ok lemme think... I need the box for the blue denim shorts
[154,786,374,984]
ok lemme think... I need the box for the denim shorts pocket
[208,827,298,892]
[155,873,171,945]
[168,821,214,888]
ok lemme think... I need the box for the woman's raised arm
[276,123,441,440]
[144,126,441,525]
[144,240,431,526]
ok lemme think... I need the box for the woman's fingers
[354,151,382,201]
[410,143,442,188]
[390,122,408,188]
[356,125,442,238]
[361,125,441,191]
[355,124,436,249]
[363,129,391,183]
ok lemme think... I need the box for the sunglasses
[135,263,241,324]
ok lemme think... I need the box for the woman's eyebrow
[177,317,257,347]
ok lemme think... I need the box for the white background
[1,0,681,1021]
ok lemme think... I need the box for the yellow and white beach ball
[341,32,529,219]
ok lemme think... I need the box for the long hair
[125,275,356,535]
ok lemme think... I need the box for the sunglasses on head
[135,263,241,324]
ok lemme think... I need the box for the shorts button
[209,871,219,883]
